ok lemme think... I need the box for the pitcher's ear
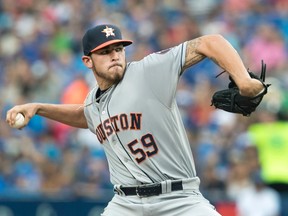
[82,55,93,68]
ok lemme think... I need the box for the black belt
[115,180,183,197]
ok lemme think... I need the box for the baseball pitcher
[6,24,268,216]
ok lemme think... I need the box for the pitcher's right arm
[6,103,88,129]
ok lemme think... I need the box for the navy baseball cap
[82,24,133,56]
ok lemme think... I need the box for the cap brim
[90,39,133,53]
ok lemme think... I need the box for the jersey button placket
[111,135,117,145]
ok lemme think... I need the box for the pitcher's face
[82,43,126,89]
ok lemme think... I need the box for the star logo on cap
[102,26,115,38]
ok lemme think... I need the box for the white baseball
[11,113,25,129]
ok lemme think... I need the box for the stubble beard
[93,64,125,87]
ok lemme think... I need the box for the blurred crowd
[0,0,288,215]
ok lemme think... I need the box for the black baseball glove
[211,60,270,116]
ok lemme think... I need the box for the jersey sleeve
[83,87,97,134]
[142,42,187,108]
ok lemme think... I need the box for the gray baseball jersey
[84,41,197,186]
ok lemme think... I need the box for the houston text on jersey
[96,113,142,143]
